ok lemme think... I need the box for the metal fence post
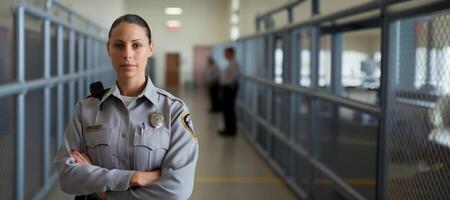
[15,3,25,200]
[57,24,64,147]
[42,0,52,186]
[78,35,85,99]
[377,4,394,200]
[68,13,75,118]
[266,35,274,155]
[308,25,320,199]
[288,29,300,179]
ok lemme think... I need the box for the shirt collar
[98,75,159,108]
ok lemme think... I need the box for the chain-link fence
[387,10,450,200]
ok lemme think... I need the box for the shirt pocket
[133,127,170,170]
[84,128,113,168]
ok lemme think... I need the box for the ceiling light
[165,7,183,15]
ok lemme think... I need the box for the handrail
[241,75,381,116]
[0,66,112,97]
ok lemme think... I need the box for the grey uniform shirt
[54,76,198,200]
[206,65,220,85]
[220,59,239,86]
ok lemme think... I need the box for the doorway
[165,53,180,88]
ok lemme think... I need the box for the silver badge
[149,112,164,129]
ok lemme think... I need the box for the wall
[125,0,229,87]
[60,0,125,33]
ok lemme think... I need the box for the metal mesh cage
[387,10,450,200]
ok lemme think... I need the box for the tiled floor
[46,87,297,200]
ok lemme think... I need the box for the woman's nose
[123,47,132,59]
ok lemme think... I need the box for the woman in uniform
[54,14,198,200]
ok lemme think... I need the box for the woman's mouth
[120,64,137,68]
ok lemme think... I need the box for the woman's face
[107,22,153,80]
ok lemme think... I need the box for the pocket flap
[84,129,112,148]
[134,128,170,150]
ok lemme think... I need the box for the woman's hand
[70,149,92,165]
[130,170,161,187]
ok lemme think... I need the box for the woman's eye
[113,43,124,48]
[132,43,143,49]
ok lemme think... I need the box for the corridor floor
[46,87,297,200]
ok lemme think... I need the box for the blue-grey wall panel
[0,96,16,200]
[25,26,44,81]
[0,27,15,85]
[24,89,44,199]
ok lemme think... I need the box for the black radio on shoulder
[89,81,111,100]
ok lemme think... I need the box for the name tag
[84,124,103,133]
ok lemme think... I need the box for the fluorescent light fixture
[165,7,183,15]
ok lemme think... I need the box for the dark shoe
[218,130,226,135]
[209,108,220,113]
[218,130,236,137]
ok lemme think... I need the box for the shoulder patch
[181,112,196,139]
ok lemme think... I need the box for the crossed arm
[70,150,161,200]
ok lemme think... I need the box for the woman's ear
[148,42,154,57]
[106,42,111,57]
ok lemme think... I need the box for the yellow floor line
[195,177,282,184]
[195,177,375,186]
[315,178,376,186]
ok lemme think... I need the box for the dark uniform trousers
[222,83,238,135]
[208,81,221,111]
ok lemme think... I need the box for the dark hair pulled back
[108,14,152,43]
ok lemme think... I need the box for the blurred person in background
[206,56,221,112]
[219,47,239,136]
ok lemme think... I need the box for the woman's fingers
[80,152,92,164]
[72,151,87,163]
[71,151,84,163]
[70,150,92,164]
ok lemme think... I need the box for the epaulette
[156,89,184,104]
